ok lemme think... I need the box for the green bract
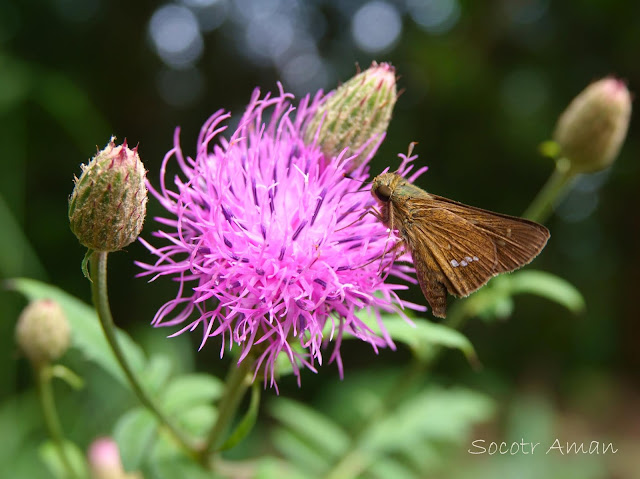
[304,61,397,172]
[69,137,148,252]
[553,77,631,174]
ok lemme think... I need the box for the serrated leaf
[220,383,261,451]
[142,354,173,394]
[161,373,224,414]
[150,455,221,479]
[363,387,495,453]
[508,270,585,313]
[271,427,329,474]
[113,407,158,470]
[270,397,349,457]
[398,440,443,472]
[253,456,308,479]
[348,311,477,363]
[175,404,217,437]
[8,278,147,386]
[370,456,418,479]
[39,439,88,479]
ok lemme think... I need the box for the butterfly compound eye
[374,184,392,202]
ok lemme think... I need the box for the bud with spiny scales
[304,61,397,171]
[69,137,147,252]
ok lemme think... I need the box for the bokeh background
[2,0,639,477]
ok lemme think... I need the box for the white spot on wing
[452,255,481,268]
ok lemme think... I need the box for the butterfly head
[371,172,403,203]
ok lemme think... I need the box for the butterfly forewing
[407,206,499,296]
[424,195,550,273]
[371,171,550,318]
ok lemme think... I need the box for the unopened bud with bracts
[69,137,148,252]
[553,77,632,174]
[304,61,397,172]
[15,299,70,366]
[88,437,141,479]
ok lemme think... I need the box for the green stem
[323,358,427,479]
[199,356,253,465]
[523,158,575,223]
[36,364,80,479]
[89,251,198,455]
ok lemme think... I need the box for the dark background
[2,0,639,476]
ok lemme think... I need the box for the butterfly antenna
[343,173,367,183]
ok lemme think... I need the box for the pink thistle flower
[136,84,424,388]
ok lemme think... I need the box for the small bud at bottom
[15,299,70,365]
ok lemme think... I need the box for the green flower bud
[304,61,397,171]
[69,137,148,252]
[15,299,70,365]
[553,77,632,174]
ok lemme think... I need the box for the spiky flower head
[15,299,70,365]
[69,138,148,252]
[137,85,423,388]
[304,61,397,172]
[553,77,632,174]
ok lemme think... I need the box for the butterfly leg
[335,206,382,232]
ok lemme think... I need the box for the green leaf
[508,270,585,313]
[113,407,158,470]
[0,392,49,477]
[253,456,308,479]
[348,311,477,363]
[142,354,173,395]
[271,427,329,474]
[0,194,46,279]
[459,270,584,322]
[363,386,495,454]
[174,404,217,438]
[150,455,222,479]
[269,397,349,457]
[81,249,92,281]
[8,278,147,386]
[220,383,261,451]
[161,373,224,414]
[39,439,88,479]
[370,457,418,479]
[49,364,84,390]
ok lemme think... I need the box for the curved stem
[89,251,198,455]
[36,364,80,479]
[199,356,253,466]
[523,158,575,223]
